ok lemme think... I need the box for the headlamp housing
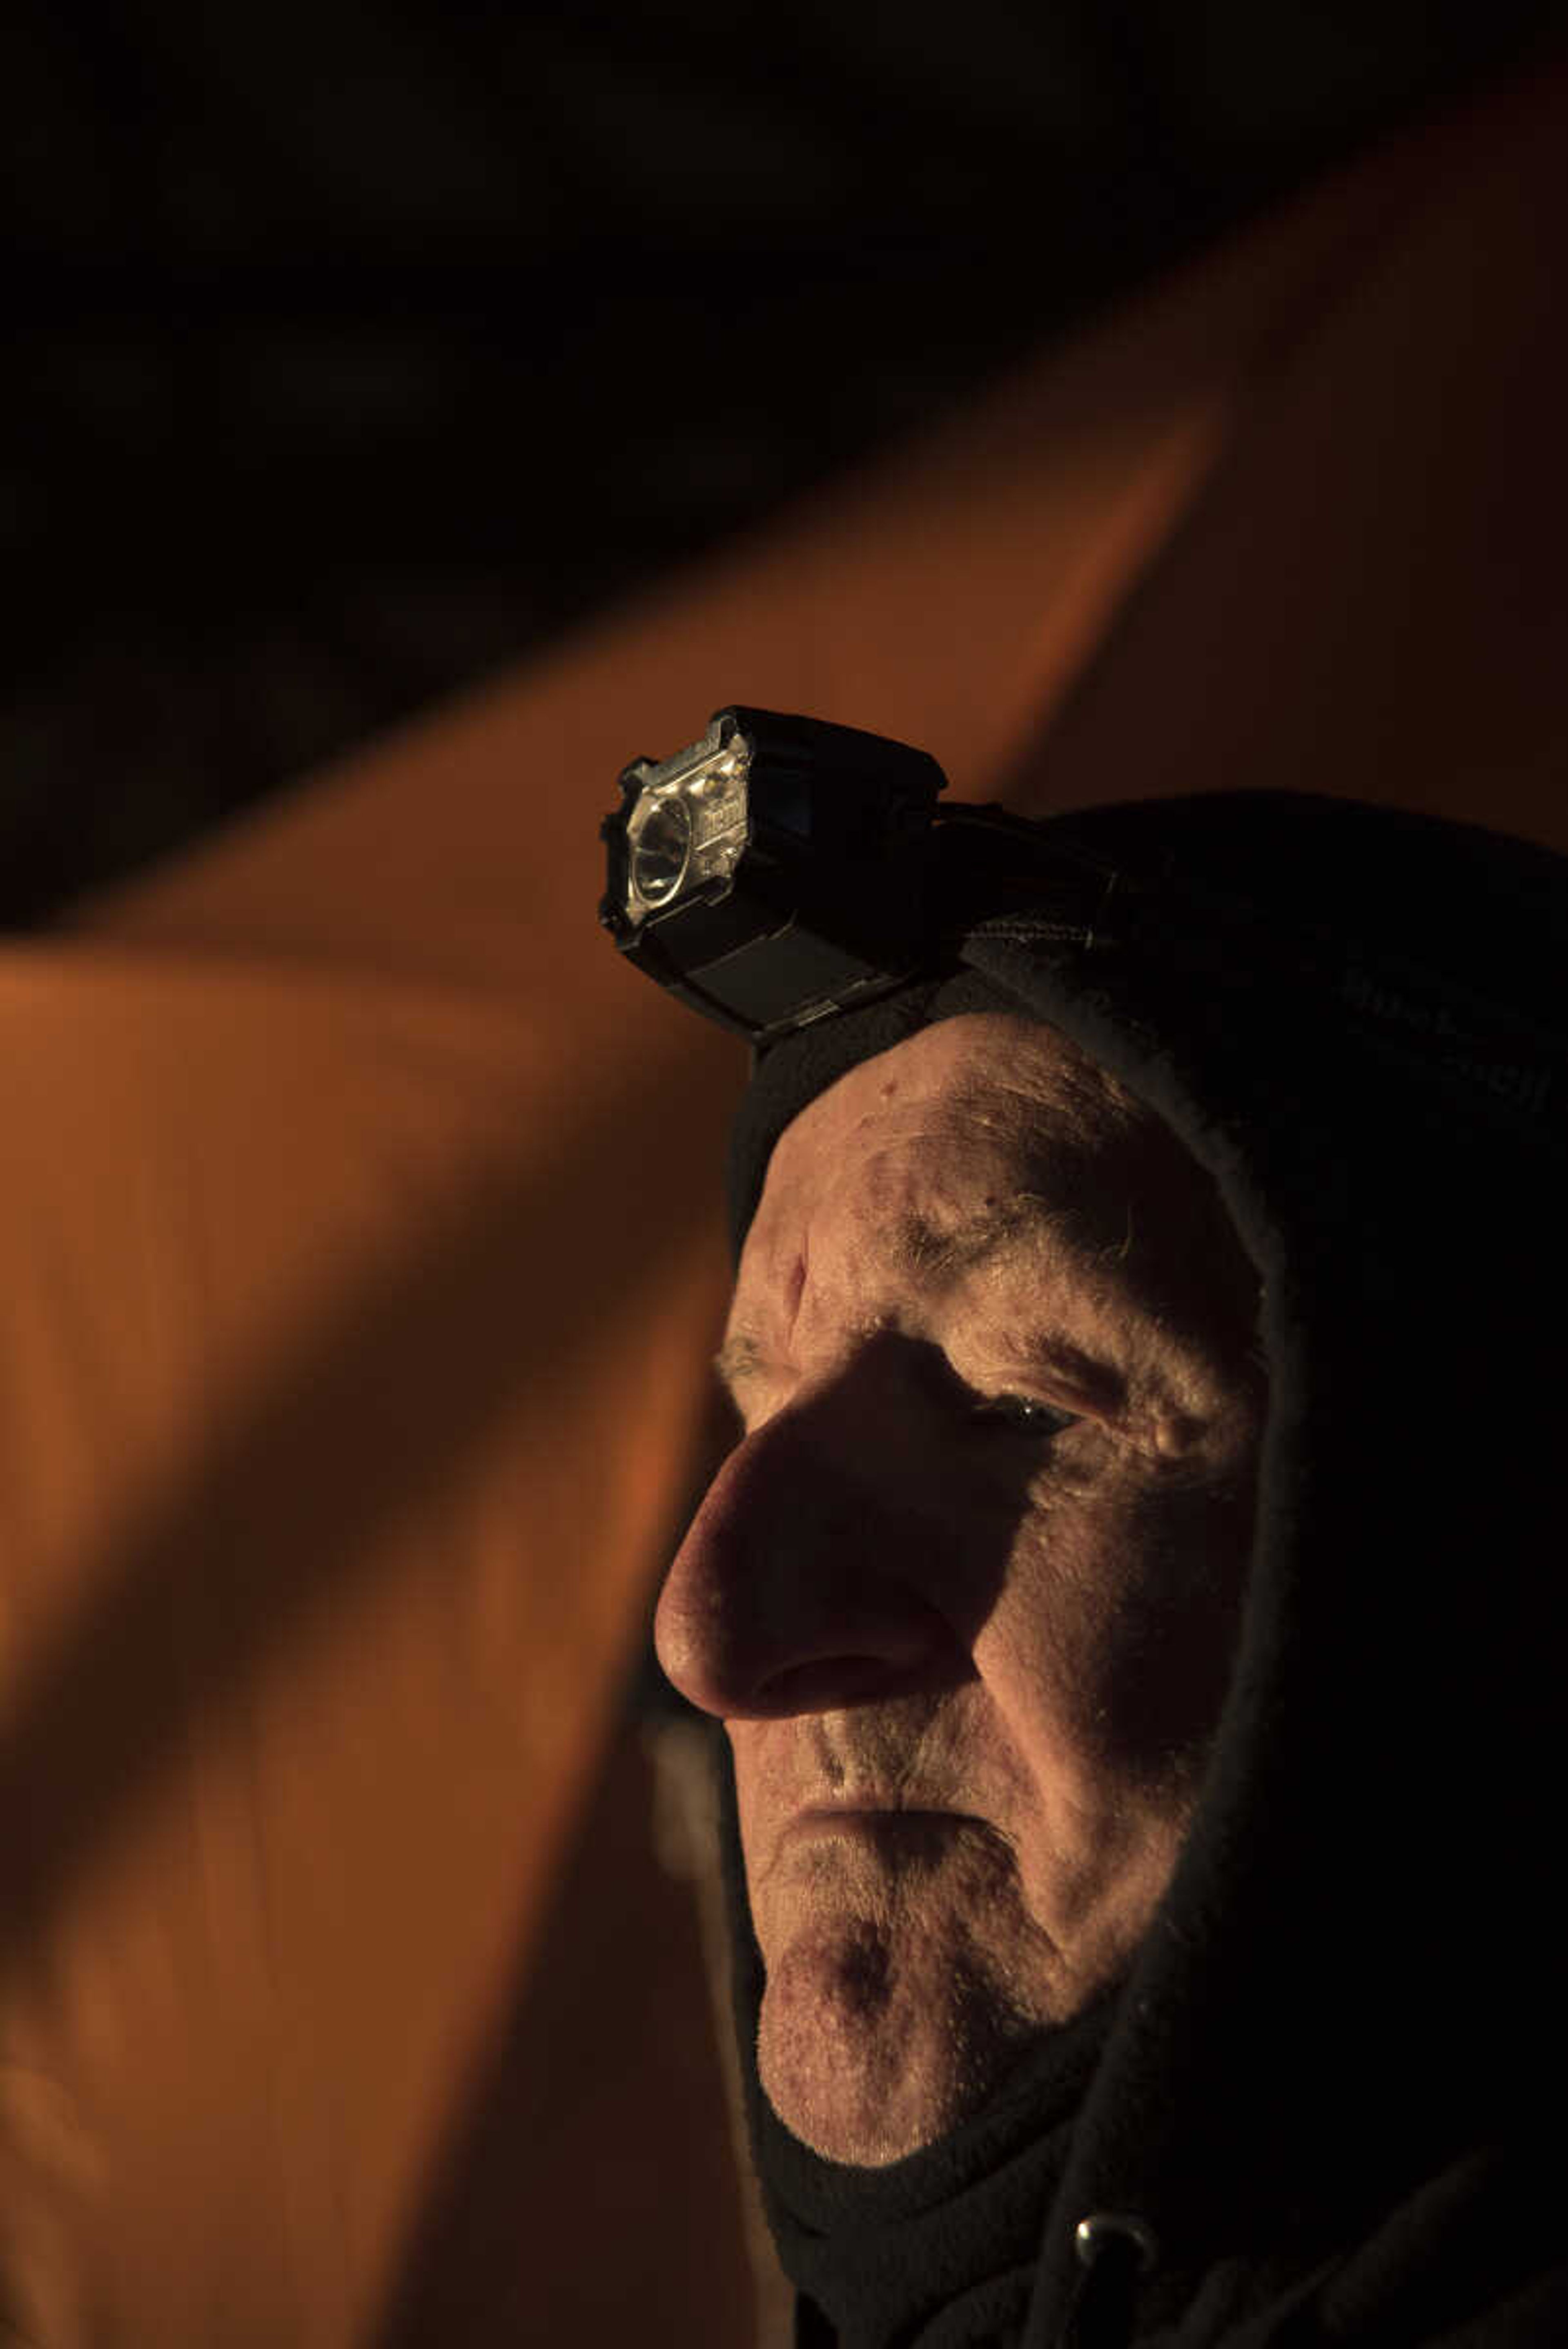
[599,706,949,1045]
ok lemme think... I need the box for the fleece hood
[710,788,1568,2349]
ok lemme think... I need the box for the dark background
[6,1,1565,933]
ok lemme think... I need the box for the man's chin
[755,1921,1039,2169]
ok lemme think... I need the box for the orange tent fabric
[2,50,1564,2347]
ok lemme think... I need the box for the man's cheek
[891,1471,1045,1647]
[969,1505,1162,1799]
[1007,1484,1244,1788]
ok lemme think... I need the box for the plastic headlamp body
[599,706,950,1046]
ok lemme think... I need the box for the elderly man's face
[655,1013,1265,2167]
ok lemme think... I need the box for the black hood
[708,789,1568,2347]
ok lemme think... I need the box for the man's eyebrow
[893,1193,1113,1280]
[712,1200,1122,1393]
[710,1207,1075,1396]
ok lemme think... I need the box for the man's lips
[795,1793,961,1811]
[781,1797,974,1835]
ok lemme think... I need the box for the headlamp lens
[628,794,691,905]
[620,731,752,924]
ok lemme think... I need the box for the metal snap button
[1074,2212,1160,2275]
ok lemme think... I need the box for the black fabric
[707,790,1568,2347]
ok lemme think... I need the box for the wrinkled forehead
[746,1013,1143,1269]
[739,1010,1260,1345]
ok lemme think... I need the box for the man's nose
[653,1401,956,1719]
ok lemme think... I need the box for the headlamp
[599,706,949,1046]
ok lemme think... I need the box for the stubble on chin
[752,1826,1056,2168]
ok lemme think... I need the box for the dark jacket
[714,789,1568,2348]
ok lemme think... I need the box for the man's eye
[968,1393,1081,1439]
